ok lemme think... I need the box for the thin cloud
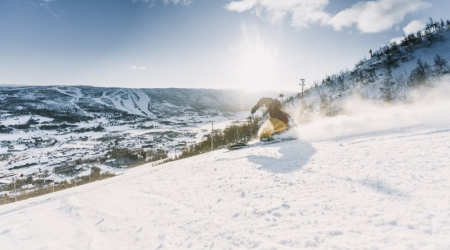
[31,0,59,18]
[225,0,330,28]
[129,66,146,70]
[390,19,426,43]
[403,20,426,34]
[390,36,403,44]
[132,0,192,7]
[132,0,156,8]
[330,0,429,33]
[163,0,192,5]
[225,0,430,33]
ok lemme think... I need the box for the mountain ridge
[0,86,286,120]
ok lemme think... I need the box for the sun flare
[235,24,279,89]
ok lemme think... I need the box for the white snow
[130,89,157,117]
[1,115,450,249]
[0,116,31,126]
[99,89,158,117]
[92,91,110,107]
[1,84,450,250]
[100,90,137,114]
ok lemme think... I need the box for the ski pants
[258,118,287,139]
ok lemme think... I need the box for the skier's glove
[251,104,261,114]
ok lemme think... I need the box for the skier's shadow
[246,140,315,173]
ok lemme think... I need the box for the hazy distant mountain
[0,86,285,119]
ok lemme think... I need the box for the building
[7,145,28,152]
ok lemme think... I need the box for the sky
[1,0,449,91]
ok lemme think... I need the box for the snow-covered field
[0,118,449,249]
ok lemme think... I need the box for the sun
[234,24,279,90]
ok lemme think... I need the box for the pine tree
[383,54,399,76]
[416,31,422,42]
[337,75,345,94]
[433,54,448,73]
[400,36,408,47]
[390,41,400,54]
[428,17,435,31]
[318,91,329,116]
[425,23,431,33]
[409,59,430,86]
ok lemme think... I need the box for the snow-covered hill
[1,88,450,249]
[0,86,283,118]
[284,25,450,119]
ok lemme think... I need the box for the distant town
[0,106,249,203]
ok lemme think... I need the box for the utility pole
[300,79,305,97]
[249,115,253,139]
[211,121,214,151]
[14,178,17,202]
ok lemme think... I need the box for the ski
[225,137,296,150]
[225,142,248,150]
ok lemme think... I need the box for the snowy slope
[1,118,450,249]
[284,28,450,116]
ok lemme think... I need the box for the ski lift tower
[299,79,305,97]
[211,120,214,151]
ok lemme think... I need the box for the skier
[251,95,288,141]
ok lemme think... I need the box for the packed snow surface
[1,120,450,249]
